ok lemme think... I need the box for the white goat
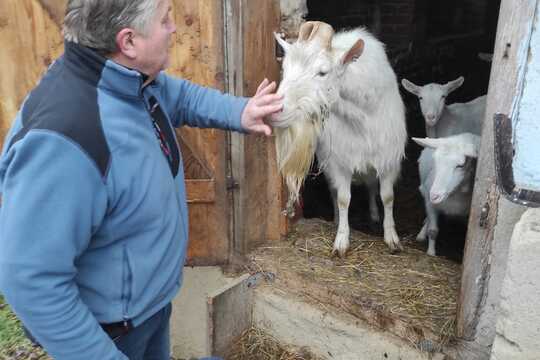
[273,22,407,256]
[401,77,486,138]
[413,133,480,256]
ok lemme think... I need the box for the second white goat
[413,133,480,256]
[402,77,486,138]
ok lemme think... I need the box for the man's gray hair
[63,0,159,54]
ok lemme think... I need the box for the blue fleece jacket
[0,42,247,359]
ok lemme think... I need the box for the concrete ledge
[171,267,235,359]
[253,286,440,360]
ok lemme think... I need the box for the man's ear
[116,28,137,59]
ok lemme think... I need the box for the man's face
[134,0,176,78]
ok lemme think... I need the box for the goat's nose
[430,193,443,204]
[426,114,435,121]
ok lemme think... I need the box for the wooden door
[169,0,231,265]
[226,0,286,256]
[0,0,231,266]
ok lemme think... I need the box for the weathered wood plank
[227,0,286,255]
[457,0,536,342]
[186,179,216,203]
[242,0,285,251]
[37,0,67,27]
[170,0,230,265]
[225,0,247,255]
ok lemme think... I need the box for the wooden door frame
[224,0,286,258]
[455,0,536,355]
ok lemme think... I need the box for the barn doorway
[299,0,501,262]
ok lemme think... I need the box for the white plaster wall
[490,208,540,360]
[513,2,540,191]
[475,200,524,349]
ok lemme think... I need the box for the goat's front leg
[379,171,403,253]
[424,200,439,256]
[328,185,339,225]
[329,172,352,257]
[416,219,428,242]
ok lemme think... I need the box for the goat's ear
[463,140,480,158]
[274,32,291,54]
[401,79,421,96]
[341,39,364,65]
[412,137,440,149]
[446,76,464,93]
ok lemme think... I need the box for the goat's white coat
[402,77,486,138]
[414,133,480,256]
[274,25,407,255]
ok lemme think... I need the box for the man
[0,0,282,359]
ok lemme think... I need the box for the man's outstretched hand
[241,78,283,136]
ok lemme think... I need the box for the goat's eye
[442,95,447,99]
[317,71,328,77]
[419,97,423,100]
[456,163,465,168]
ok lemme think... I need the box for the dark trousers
[23,303,172,359]
[114,303,172,360]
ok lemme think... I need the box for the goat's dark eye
[456,163,465,168]
[442,95,447,99]
[318,71,328,77]
[419,97,423,100]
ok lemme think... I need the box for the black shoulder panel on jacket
[9,57,110,178]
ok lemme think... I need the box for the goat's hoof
[389,245,403,254]
[416,236,426,243]
[331,247,348,258]
[386,239,404,254]
[384,228,402,254]
[427,249,436,256]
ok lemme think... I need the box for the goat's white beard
[275,96,331,217]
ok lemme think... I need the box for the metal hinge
[246,271,276,288]
[226,176,239,190]
[479,201,490,228]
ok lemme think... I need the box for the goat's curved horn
[298,21,334,49]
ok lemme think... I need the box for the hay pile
[225,327,322,360]
[247,218,461,348]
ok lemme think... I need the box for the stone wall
[490,209,540,360]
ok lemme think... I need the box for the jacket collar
[63,41,149,98]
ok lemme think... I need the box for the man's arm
[158,73,248,130]
[0,132,127,360]
[158,74,282,135]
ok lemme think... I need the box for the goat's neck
[429,105,452,138]
[425,126,437,138]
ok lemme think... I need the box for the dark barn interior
[300,0,501,262]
